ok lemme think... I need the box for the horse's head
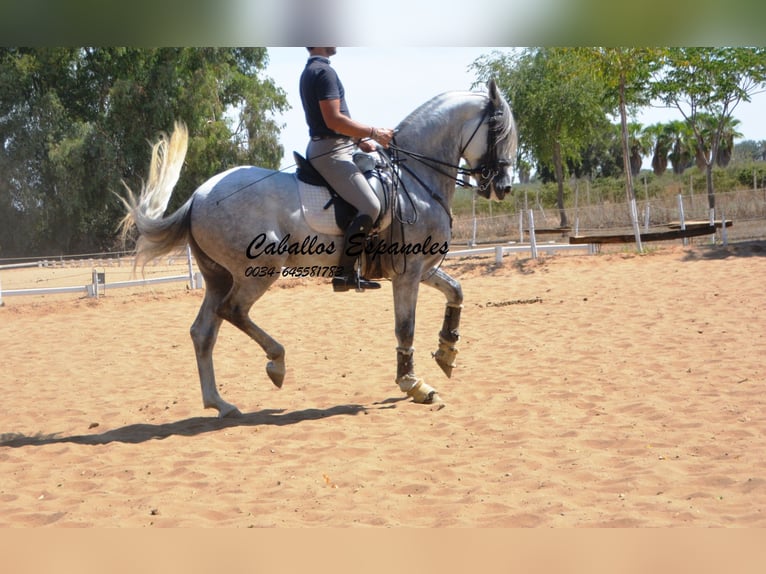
[462,79,517,201]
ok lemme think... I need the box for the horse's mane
[396,89,514,146]
[396,91,478,132]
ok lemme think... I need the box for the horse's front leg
[421,267,463,378]
[392,273,444,408]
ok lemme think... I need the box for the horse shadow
[0,399,406,448]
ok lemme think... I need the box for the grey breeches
[306,137,381,222]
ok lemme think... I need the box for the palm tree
[715,117,743,167]
[627,122,650,176]
[666,120,694,175]
[690,114,743,169]
[643,122,674,176]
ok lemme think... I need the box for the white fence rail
[0,245,203,305]
[447,208,596,262]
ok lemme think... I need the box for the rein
[387,104,491,193]
[375,101,506,277]
[386,98,508,202]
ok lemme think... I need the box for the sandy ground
[1,242,764,527]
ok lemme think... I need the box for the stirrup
[332,273,381,292]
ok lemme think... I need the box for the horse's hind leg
[190,287,242,418]
[421,268,464,378]
[216,280,286,389]
[188,242,242,417]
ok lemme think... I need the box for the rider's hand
[358,139,378,153]
[370,127,394,148]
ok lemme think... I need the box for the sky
[264,47,507,170]
[264,47,766,173]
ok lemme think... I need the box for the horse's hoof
[432,344,457,378]
[266,360,285,388]
[218,405,242,419]
[404,378,443,408]
[434,357,454,378]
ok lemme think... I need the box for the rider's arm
[319,98,393,147]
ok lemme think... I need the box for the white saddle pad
[296,177,392,236]
[296,179,343,236]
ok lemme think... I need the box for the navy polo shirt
[300,56,351,138]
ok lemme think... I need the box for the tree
[714,116,742,168]
[472,48,610,228]
[0,48,288,257]
[644,122,675,176]
[578,48,661,250]
[651,47,766,212]
[734,139,766,162]
[627,122,650,176]
[665,120,695,175]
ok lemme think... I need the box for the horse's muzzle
[491,174,512,200]
[494,183,511,201]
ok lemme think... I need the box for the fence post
[89,269,98,298]
[629,197,643,253]
[721,209,728,246]
[528,209,538,260]
[644,203,650,232]
[677,194,688,247]
[186,244,196,289]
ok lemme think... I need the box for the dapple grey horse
[121,79,517,417]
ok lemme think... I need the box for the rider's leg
[332,212,380,292]
[307,138,382,291]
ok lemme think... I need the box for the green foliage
[0,47,288,257]
[469,47,766,216]
[733,162,766,189]
[473,48,610,172]
[452,163,763,219]
[650,47,766,207]
[472,48,614,226]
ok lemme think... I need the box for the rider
[300,47,395,292]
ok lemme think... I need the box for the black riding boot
[332,214,381,292]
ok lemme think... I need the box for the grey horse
[121,79,517,417]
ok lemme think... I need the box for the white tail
[119,121,193,270]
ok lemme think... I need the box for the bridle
[386,99,511,198]
[464,102,512,194]
[370,98,512,277]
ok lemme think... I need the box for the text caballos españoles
[245,232,450,259]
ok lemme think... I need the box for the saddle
[294,152,358,230]
[294,151,391,233]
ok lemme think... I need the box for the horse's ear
[488,78,500,104]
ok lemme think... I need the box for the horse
[120,79,517,417]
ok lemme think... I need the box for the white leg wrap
[396,374,442,406]
[396,372,421,393]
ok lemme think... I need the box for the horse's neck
[396,121,463,203]
[398,95,483,168]
[394,94,487,210]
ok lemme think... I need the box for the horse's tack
[294,151,394,236]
